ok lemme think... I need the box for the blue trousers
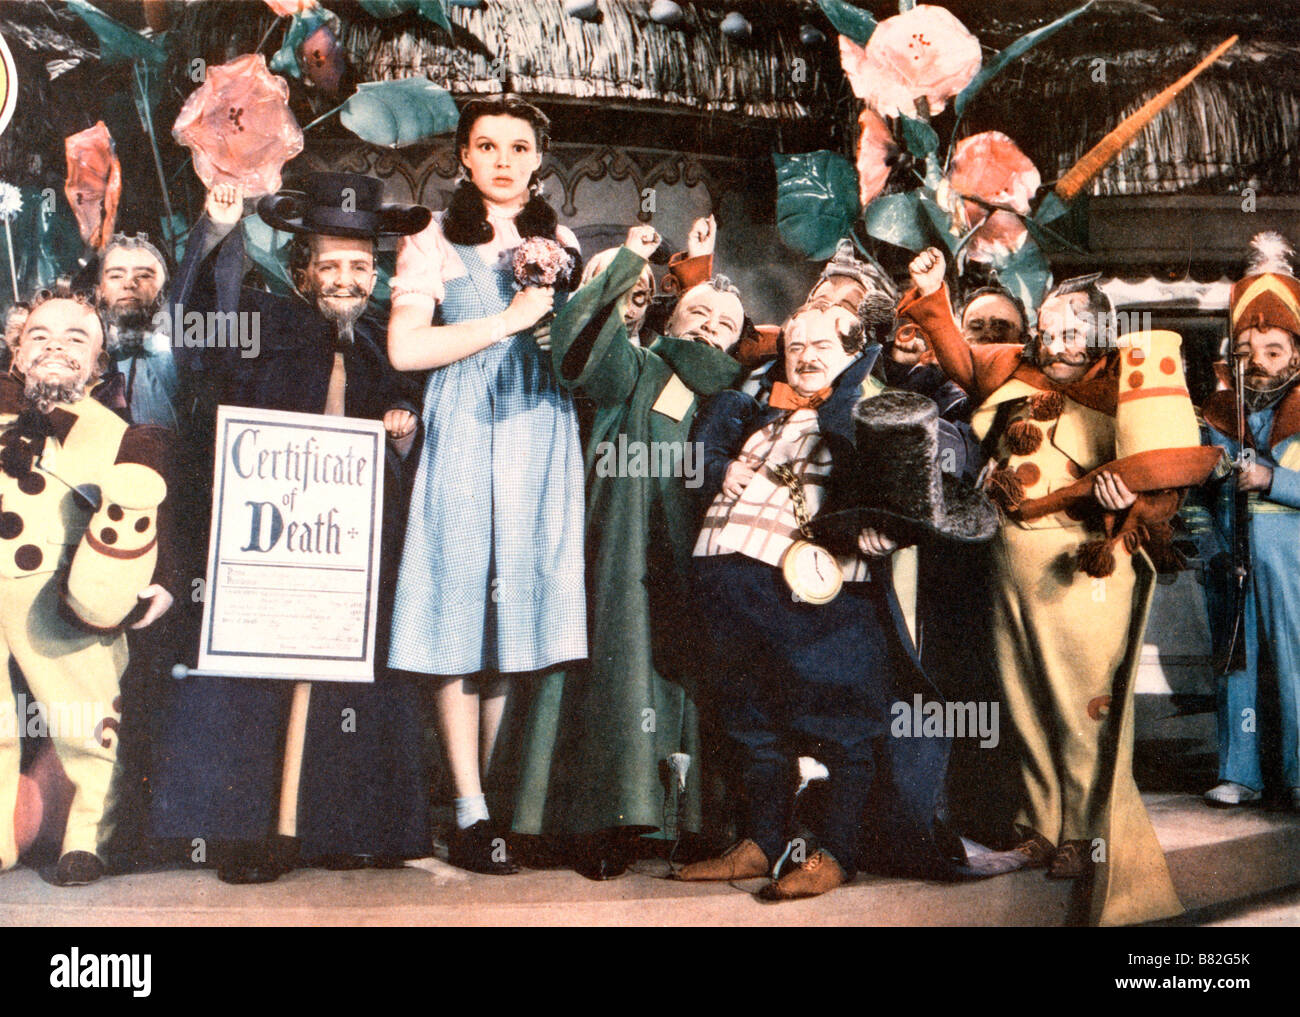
[1217,512,1300,790]
[694,555,908,873]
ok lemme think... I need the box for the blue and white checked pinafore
[388,243,587,676]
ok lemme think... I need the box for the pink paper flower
[513,237,576,290]
[172,53,304,197]
[264,0,317,16]
[64,121,121,250]
[839,5,982,118]
[856,107,898,208]
[948,131,1041,261]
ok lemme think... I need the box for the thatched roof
[6,0,1299,201]
[946,1,1300,195]
[339,0,844,121]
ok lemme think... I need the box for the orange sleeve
[896,284,979,395]
[897,284,1014,402]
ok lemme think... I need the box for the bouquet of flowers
[513,236,576,291]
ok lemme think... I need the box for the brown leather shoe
[1009,831,1055,869]
[1047,839,1091,879]
[673,839,770,881]
[758,849,847,901]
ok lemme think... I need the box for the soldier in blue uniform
[1202,232,1300,811]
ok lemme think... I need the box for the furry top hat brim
[257,192,432,239]
[811,471,1000,547]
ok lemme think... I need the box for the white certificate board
[197,405,385,682]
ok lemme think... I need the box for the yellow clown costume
[900,285,1220,925]
[0,373,170,869]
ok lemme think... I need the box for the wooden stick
[1054,35,1238,203]
[277,682,312,838]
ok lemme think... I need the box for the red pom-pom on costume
[1077,537,1117,578]
[1029,391,1064,420]
[985,467,1026,513]
[1004,419,1043,456]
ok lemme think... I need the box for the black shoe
[447,820,519,875]
[53,851,105,887]
[216,841,286,885]
[571,830,635,881]
[574,855,629,881]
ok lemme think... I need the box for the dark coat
[150,217,429,859]
[690,349,966,878]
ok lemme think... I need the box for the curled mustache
[320,285,366,299]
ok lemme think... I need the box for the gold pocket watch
[772,464,842,604]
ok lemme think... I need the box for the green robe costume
[511,247,742,839]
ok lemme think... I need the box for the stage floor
[1,794,1297,927]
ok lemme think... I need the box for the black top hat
[257,172,431,239]
[812,390,999,547]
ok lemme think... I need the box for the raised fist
[206,182,245,228]
[686,214,716,258]
[909,247,946,297]
[625,225,661,262]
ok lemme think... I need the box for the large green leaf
[954,1,1095,119]
[338,79,460,147]
[242,215,296,297]
[67,0,167,68]
[1027,192,1091,255]
[816,0,876,45]
[358,0,452,32]
[0,188,84,310]
[1034,190,1070,225]
[774,151,861,261]
[918,193,964,255]
[900,116,939,159]
[270,7,334,79]
[994,240,1052,323]
[862,192,927,252]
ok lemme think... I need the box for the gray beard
[24,376,85,413]
[316,297,366,346]
[102,293,163,338]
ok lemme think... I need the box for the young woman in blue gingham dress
[386,98,586,873]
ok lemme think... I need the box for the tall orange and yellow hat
[1230,232,1300,340]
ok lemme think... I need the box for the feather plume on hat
[1245,231,1296,277]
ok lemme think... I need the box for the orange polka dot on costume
[1128,348,1146,365]
[1129,371,1144,389]
[1160,357,1177,375]
[14,544,41,571]
[1015,462,1041,486]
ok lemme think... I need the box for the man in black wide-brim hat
[150,172,434,883]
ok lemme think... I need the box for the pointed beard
[315,293,366,345]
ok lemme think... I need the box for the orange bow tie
[770,381,832,411]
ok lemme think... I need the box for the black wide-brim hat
[257,171,431,239]
[812,390,1000,547]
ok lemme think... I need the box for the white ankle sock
[454,794,489,830]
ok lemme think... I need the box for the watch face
[785,541,843,604]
